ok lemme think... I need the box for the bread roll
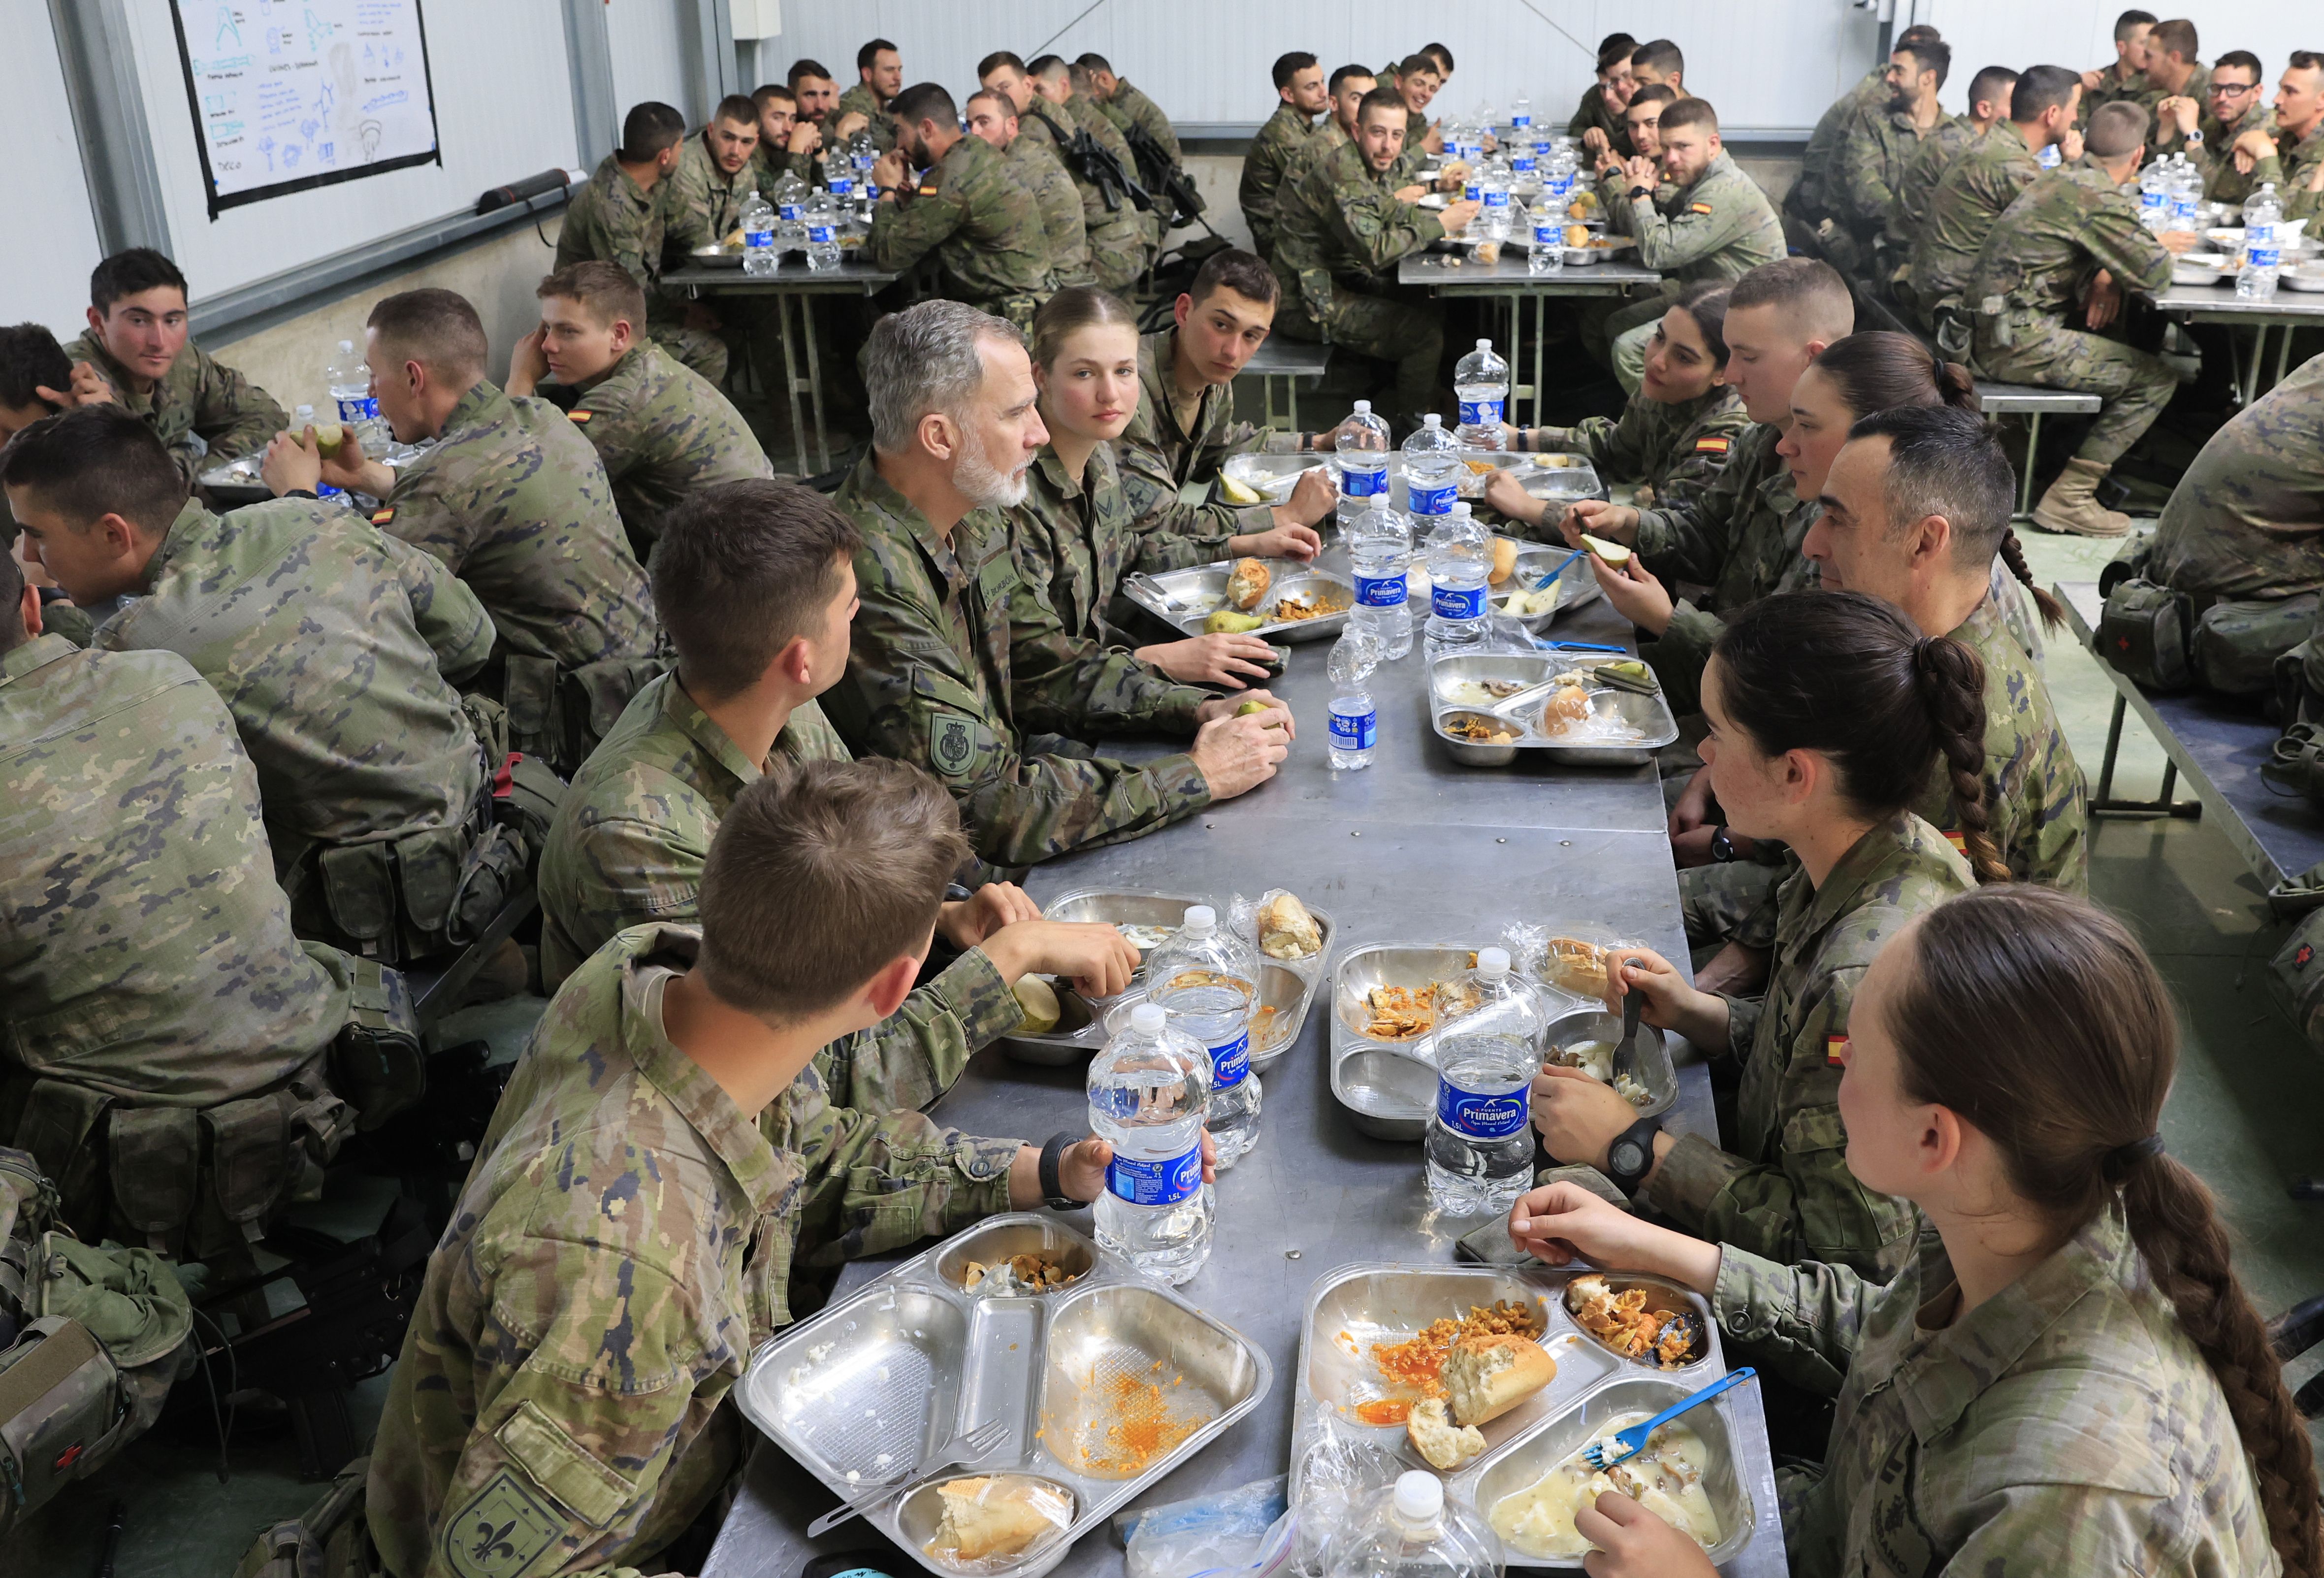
[1442,1333,1558,1427]
[925,1476,1064,1563]
[1258,892,1322,960]
[1489,537,1520,585]
[1544,936,1610,997]
[1406,1396,1486,1470]
[1227,558,1271,611]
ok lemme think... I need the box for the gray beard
[956,431,1029,509]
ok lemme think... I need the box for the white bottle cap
[1130,1003,1167,1035]
[1393,1471,1444,1523]
[1478,946,1511,978]
[338,338,355,353]
[1423,413,1442,427]
[1476,338,1491,350]
[1181,905,1216,936]
[1353,399,1371,413]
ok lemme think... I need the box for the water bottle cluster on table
[1148,906,1264,1169]
[2240,182,2283,301]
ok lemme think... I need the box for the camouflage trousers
[1975,321,2175,466]
[1582,287,1680,392]
[1280,279,1445,430]
[649,321,731,388]
[1089,212,1146,293]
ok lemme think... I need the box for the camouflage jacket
[1567,82,1631,157]
[2154,351,2324,602]
[1646,813,1970,1281]
[1103,80,1181,164]
[2146,64,2211,157]
[1718,1209,2279,1575]
[535,673,1017,1111]
[751,141,819,193]
[864,133,1052,313]
[1833,107,1955,239]
[1533,385,1750,516]
[95,496,490,867]
[1011,442,1213,647]
[366,924,1018,1578]
[1920,593,2088,891]
[1067,94,1141,188]
[828,453,1213,866]
[837,82,897,153]
[2278,122,2324,225]
[1964,168,2172,328]
[541,341,770,549]
[1005,134,1093,288]
[2083,62,2160,122]
[0,637,350,1105]
[2192,104,2277,205]
[1626,152,1786,282]
[662,129,759,255]
[382,379,658,673]
[1272,138,1447,318]
[1910,122,2040,311]
[63,331,285,489]
[1016,102,1146,256]
[555,155,680,324]
[1884,117,1985,254]
[1115,328,1298,553]
[1240,101,1318,258]
[1792,69,1890,218]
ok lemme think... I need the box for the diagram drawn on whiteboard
[169,0,441,218]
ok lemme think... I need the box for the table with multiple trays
[705,548,1790,1578]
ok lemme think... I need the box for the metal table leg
[2244,324,2270,408]
[1531,292,1546,436]
[800,293,831,475]
[2088,689,2202,819]
[2097,690,2127,802]
[1287,372,1298,434]
[2274,322,2297,392]
[776,293,811,477]
[2014,411,2044,519]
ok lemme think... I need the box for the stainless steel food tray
[1429,653,1678,769]
[1001,889,1333,1072]
[1290,1263,1772,1570]
[1123,560,1354,643]
[1492,545,1606,633]
[738,1215,1272,1578]
[1220,451,1330,503]
[1326,944,1672,1142]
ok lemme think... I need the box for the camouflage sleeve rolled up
[767,1078,1018,1271]
[812,948,1017,1113]
[1709,1240,1888,1397]
[386,530,496,686]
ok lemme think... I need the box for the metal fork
[1582,1369,1756,1470]
[805,1415,1009,1538]
[1611,984,1645,1085]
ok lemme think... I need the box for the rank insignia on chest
[369,507,395,526]
[1690,202,1714,215]
[568,409,593,424]
[1826,1035,1849,1066]
[1694,435,1730,455]
[930,714,977,777]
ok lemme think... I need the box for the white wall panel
[607,0,694,123]
[0,8,106,337]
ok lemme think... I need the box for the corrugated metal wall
[607,0,698,123]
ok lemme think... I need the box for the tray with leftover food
[739,1214,1271,1578]
[1122,559,1354,643]
[1329,944,1487,1139]
[1430,654,1678,767]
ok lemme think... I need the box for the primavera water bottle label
[1409,481,1457,516]
[1514,152,1536,172]
[336,394,380,423]
[1484,190,1510,210]
[1354,572,1406,607]
[1106,1146,1203,1206]
[1343,464,1386,498]
[830,176,855,197]
[807,225,837,244]
[1436,1079,1530,1138]
[1432,583,1488,620]
[1465,180,1482,202]
[779,202,804,221]
[1513,112,1532,129]
[1536,224,1561,247]
[1209,1031,1250,1088]
[1329,706,1377,751]
[744,228,774,250]
[1458,396,1505,428]
[2250,245,2281,268]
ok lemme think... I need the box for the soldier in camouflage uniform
[662,98,766,258]
[1906,66,2083,331]
[1827,42,1957,284]
[1048,62,1162,259]
[749,82,820,190]
[2277,59,2324,225]
[1081,57,1182,165]
[0,558,356,1261]
[2151,51,2274,204]
[981,54,1146,293]
[555,103,729,385]
[314,289,660,777]
[367,759,1130,1578]
[1881,67,2019,317]
[2138,20,2207,158]
[511,263,770,555]
[965,90,1092,290]
[829,302,1292,866]
[836,37,901,155]
[1240,54,1324,262]
[55,249,285,489]
[2081,12,2160,124]
[1568,38,1637,156]
[866,85,1054,330]
[1786,66,1895,234]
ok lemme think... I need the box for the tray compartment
[1034,1283,1265,1481]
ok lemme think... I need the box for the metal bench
[1242,337,1331,431]
[1973,382,2103,520]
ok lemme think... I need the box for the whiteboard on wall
[166,0,442,218]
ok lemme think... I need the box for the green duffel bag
[2194,592,2320,697]
[2098,577,2195,691]
[2270,906,2324,1053]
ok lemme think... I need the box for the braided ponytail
[1997,526,2068,630]
[1913,634,2009,883]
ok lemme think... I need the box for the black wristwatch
[1038,1131,1082,1211]
[1710,826,1738,863]
[1605,1117,1664,1195]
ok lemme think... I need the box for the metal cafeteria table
[705,564,1790,1578]
[2154,282,2324,405]
[1398,252,1666,430]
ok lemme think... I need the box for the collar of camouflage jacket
[1893,1204,2138,1441]
[847,450,997,586]
[1138,328,1227,459]
[0,631,75,686]
[1031,443,1095,506]
[1782,810,1967,948]
[442,377,511,440]
[139,495,216,592]
[651,669,770,787]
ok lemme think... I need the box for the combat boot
[2031,456,2132,537]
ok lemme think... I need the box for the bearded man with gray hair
[828,300,1294,863]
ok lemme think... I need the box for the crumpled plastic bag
[1289,1401,1405,1574]
[1119,1474,1293,1578]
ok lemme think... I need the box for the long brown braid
[1996,525,2068,630]
[1912,635,2010,883]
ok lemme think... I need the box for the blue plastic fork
[1583,1368,1757,1470]
[1531,639,1629,654]
[1531,547,1587,592]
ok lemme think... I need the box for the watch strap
[1038,1131,1079,1210]
[1605,1116,1663,1194]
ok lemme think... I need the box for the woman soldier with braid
[1512,885,2319,1578]
[1531,591,2002,1284]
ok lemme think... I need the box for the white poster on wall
[168,0,441,218]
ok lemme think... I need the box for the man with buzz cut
[750,82,817,187]
[2139,18,2208,157]
[1629,38,1686,97]
[965,88,1092,290]
[837,36,902,154]
[2082,9,2160,121]
[1885,64,2018,315]
[1076,52,1181,164]
[664,93,765,256]
[865,82,1054,329]
[556,100,728,383]
[1909,64,2086,335]
[1284,64,1375,185]
[2157,50,2274,204]
[507,263,770,556]
[980,50,1144,291]
[1241,51,1326,261]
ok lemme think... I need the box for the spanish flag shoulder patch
[1943,830,1969,855]
[369,507,395,526]
[1826,1034,1849,1067]
[1689,201,1714,215]
[1693,435,1731,455]
[568,409,593,425]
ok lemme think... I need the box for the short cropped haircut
[697,759,968,1022]
[1066,63,1097,95]
[1967,66,2020,113]
[0,324,71,412]
[1658,97,1718,136]
[865,299,1023,457]
[1729,257,1854,340]
[1273,51,1318,91]
[1394,54,1439,83]
[1190,248,1279,309]
[0,406,189,536]
[1358,85,1412,122]
[619,100,685,162]
[1075,52,1113,75]
[1421,43,1455,73]
[788,59,833,89]
[752,83,795,113]
[1631,39,1684,77]
[2010,65,2082,123]
[653,479,863,701]
[977,50,1027,79]
[2087,99,2151,157]
[1896,23,1942,47]
[2115,9,2158,41]
[858,37,897,71]
[2149,19,2197,61]
[2215,51,2263,83]
[367,288,488,381]
[712,93,758,128]
[964,88,1009,121]
[90,248,189,315]
[888,82,957,128]
[1629,84,1677,113]
[2296,52,2324,75]
[537,262,646,335]
[1847,405,2014,566]
[0,546,23,654]
[1899,40,1951,88]
[1597,36,1637,72]
[1028,55,1069,83]
[1328,64,1376,96]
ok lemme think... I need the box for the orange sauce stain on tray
[1084,1369,1206,1476]
[1362,1300,1547,1409]
[1354,1398,1411,1425]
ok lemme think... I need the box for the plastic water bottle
[1509,139,1538,191]
[1347,500,1414,661]
[325,339,387,455]
[293,404,345,504]
[1326,629,1382,771]
[1324,1472,1502,1578]
[803,193,841,271]
[1454,340,1510,448]
[2138,159,2171,232]
[2169,157,2202,232]
[1335,398,1391,529]
[1403,413,1461,523]
[1462,164,1483,206]
[1149,907,1262,1171]
[1424,947,1545,1217]
[1511,93,1533,136]
[2239,183,2283,300]
[739,189,777,276]
[2038,141,2062,170]
[1089,1002,1213,1285]
[1530,204,1565,275]
[1479,159,1513,241]
[773,172,808,250]
[824,150,857,209]
[1422,503,1492,655]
